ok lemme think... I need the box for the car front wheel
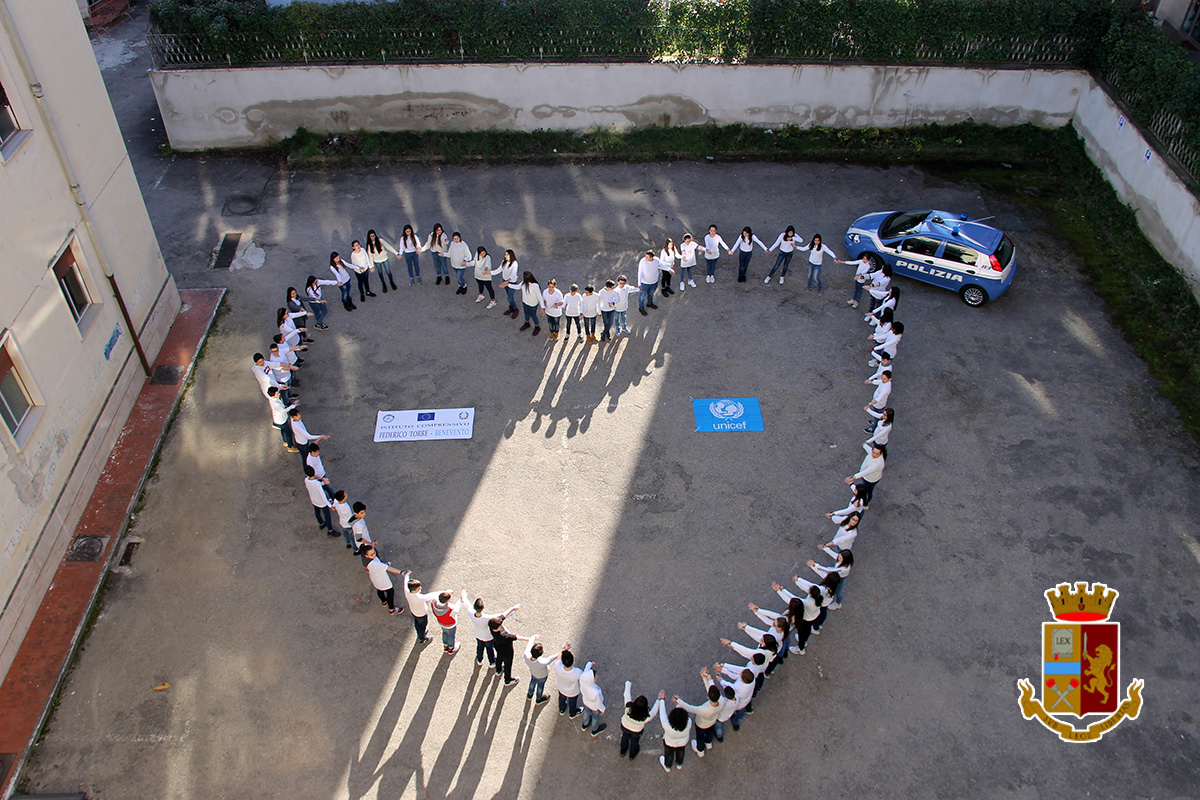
[960,285,987,307]
[863,252,884,270]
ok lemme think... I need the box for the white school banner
[373,408,475,442]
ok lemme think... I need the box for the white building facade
[0,0,179,677]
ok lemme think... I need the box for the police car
[843,210,1017,306]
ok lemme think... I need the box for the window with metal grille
[0,347,32,436]
[0,82,19,146]
[54,248,91,324]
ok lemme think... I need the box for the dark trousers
[619,726,643,758]
[795,618,814,652]
[355,270,372,300]
[813,605,829,632]
[376,587,395,610]
[476,279,495,299]
[860,477,879,507]
[695,723,715,753]
[663,744,685,768]
[565,315,582,335]
[475,638,496,665]
[274,422,294,447]
[312,504,331,530]
[297,441,312,469]
[338,282,352,306]
[412,613,429,641]
[737,250,752,278]
[660,271,673,292]
[494,648,515,681]
[559,693,580,715]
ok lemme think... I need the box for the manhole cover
[66,535,109,563]
[222,194,260,216]
[149,365,184,386]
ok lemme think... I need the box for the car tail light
[989,254,1003,271]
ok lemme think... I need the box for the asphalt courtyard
[19,10,1200,800]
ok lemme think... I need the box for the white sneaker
[688,280,696,287]
[660,755,671,773]
[779,277,785,285]
[475,294,485,303]
[789,645,801,654]
[691,740,704,757]
[486,299,496,309]
[829,602,842,610]
[679,284,685,292]
[763,276,771,284]
[850,300,858,308]
[868,359,878,367]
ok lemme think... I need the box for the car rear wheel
[960,285,987,307]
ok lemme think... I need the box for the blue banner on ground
[692,398,764,432]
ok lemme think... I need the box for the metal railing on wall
[146,27,1079,69]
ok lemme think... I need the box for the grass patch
[277,122,1199,438]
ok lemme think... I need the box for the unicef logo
[709,399,745,420]
[382,414,395,423]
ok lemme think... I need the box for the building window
[0,82,19,147]
[54,248,91,325]
[0,346,33,436]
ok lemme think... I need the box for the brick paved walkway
[0,288,223,796]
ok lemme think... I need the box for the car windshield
[994,234,1015,268]
[880,211,930,240]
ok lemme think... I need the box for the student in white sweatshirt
[773,580,822,655]
[659,702,693,772]
[619,683,662,760]
[424,223,450,286]
[578,661,607,736]
[398,224,424,285]
[447,232,472,294]
[496,249,521,316]
[542,278,565,341]
[519,271,544,336]
[673,667,725,757]
[865,407,894,447]
[867,285,900,321]
[867,264,894,310]
[266,386,297,451]
[731,226,768,283]
[741,610,791,674]
[794,572,839,635]
[523,634,554,703]
[658,238,679,297]
[362,545,405,616]
[845,443,886,507]
[612,276,633,335]
[804,233,839,294]
[401,571,439,645]
[721,636,775,706]
[636,251,661,313]
[365,229,399,293]
[678,233,699,290]
[871,322,904,363]
[827,484,868,523]
[598,280,619,341]
[581,285,600,343]
[553,645,584,718]
[809,548,853,609]
[329,252,355,311]
[703,224,731,283]
[823,511,863,552]
[332,490,356,552]
[718,663,755,731]
[467,246,497,308]
[841,253,874,307]
[866,371,892,415]
[561,284,583,342]
[765,225,804,284]
[467,596,520,667]
[348,240,376,302]
[303,466,334,534]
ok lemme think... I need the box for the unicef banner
[692,398,764,432]
[373,408,476,442]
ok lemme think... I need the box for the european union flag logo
[417,412,435,421]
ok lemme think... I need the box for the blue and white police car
[843,210,1017,307]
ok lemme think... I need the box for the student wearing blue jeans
[524,636,553,703]
[636,251,660,314]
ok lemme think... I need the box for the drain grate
[211,232,242,270]
[65,535,109,563]
[149,365,184,386]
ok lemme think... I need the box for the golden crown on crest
[1044,582,1118,621]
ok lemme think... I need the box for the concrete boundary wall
[148,61,1199,293]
